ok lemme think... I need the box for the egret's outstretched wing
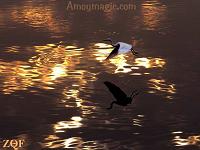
[104,81,127,101]
[105,44,120,60]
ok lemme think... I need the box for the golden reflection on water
[47,86,98,149]
[94,43,166,74]
[110,55,132,73]
[0,61,34,94]
[0,44,88,94]
[173,135,200,147]
[132,115,145,127]
[134,57,166,68]
[148,78,176,99]
[10,1,70,35]
[5,46,20,53]
[44,136,105,149]
[50,64,67,80]
[141,0,167,30]
[62,86,97,116]
[54,116,83,133]
[62,137,82,149]
[44,135,62,149]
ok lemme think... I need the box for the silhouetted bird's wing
[104,81,127,101]
[105,44,120,60]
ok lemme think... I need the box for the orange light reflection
[173,135,200,147]
[10,1,70,35]
[54,116,83,133]
[148,78,176,99]
[141,0,167,30]
[134,57,166,68]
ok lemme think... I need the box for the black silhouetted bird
[104,81,139,110]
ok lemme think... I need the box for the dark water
[0,0,200,149]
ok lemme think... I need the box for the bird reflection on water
[104,81,139,109]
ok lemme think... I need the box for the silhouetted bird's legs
[107,101,117,110]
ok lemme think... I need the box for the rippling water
[0,0,200,149]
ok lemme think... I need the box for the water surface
[0,0,200,149]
